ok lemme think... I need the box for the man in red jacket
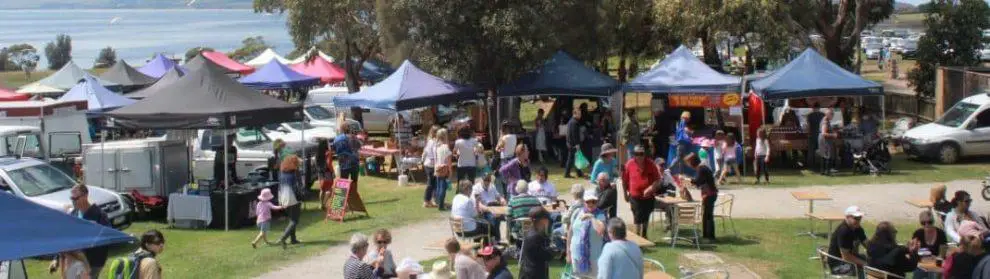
[621,145,661,237]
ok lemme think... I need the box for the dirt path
[257,179,988,278]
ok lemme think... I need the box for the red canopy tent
[201,51,255,75]
[0,85,30,102]
[290,56,346,84]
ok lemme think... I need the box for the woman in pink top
[252,188,283,248]
[717,133,741,185]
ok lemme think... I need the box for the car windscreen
[935,102,981,128]
[8,163,76,197]
[306,106,335,120]
[236,128,271,148]
[286,121,316,130]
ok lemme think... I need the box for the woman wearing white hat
[567,188,607,277]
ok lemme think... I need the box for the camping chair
[864,266,904,279]
[128,189,165,218]
[817,246,859,278]
[644,258,666,273]
[671,202,703,249]
[449,216,491,245]
[681,269,730,279]
[714,192,738,236]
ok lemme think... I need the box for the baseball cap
[633,145,646,154]
[583,188,599,201]
[844,206,864,217]
[478,245,500,257]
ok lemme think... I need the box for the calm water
[0,9,293,68]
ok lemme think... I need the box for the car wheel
[939,143,960,164]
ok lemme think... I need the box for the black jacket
[520,230,551,279]
[566,118,581,147]
[866,243,918,277]
[71,206,110,267]
[598,186,618,219]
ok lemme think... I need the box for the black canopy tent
[127,66,184,100]
[108,63,303,231]
[98,60,158,93]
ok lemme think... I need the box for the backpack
[105,251,153,279]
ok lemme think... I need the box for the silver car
[0,157,131,227]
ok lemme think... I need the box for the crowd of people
[826,188,990,279]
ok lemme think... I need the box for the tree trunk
[23,70,30,79]
[629,58,639,80]
[823,35,848,69]
[617,55,628,83]
[701,34,722,70]
[343,39,364,126]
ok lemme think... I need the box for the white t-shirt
[422,139,437,167]
[755,138,770,156]
[454,138,478,167]
[527,180,558,202]
[435,144,452,168]
[472,182,502,205]
[500,134,517,159]
[450,194,477,231]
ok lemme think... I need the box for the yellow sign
[722,92,741,107]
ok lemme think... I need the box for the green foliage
[7,44,39,78]
[0,48,12,72]
[184,46,215,62]
[254,0,380,92]
[787,0,894,67]
[94,46,116,69]
[388,0,605,87]
[44,34,72,70]
[908,0,990,99]
[228,36,272,62]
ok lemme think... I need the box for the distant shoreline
[0,8,255,10]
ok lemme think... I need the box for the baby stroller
[852,135,892,175]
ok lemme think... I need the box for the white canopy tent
[287,47,335,64]
[245,48,291,68]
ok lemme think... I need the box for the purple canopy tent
[138,54,187,78]
[238,60,320,89]
[332,60,480,111]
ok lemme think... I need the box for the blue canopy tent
[750,48,883,99]
[59,75,137,113]
[332,60,480,111]
[138,53,186,78]
[623,45,744,176]
[624,45,741,93]
[0,192,134,261]
[498,51,619,97]
[238,60,320,89]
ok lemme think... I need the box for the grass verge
[25,174,444,279]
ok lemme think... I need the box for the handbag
[434,145,451,177]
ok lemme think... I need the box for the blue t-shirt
[588,158,617,184]
[333,134,359,171]
[597,240,644,279]
[675,120,691,145]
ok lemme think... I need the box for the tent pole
[101,129,106,187]
[224,128,229,232]
[302,115,307,194]
[881,95,886,131]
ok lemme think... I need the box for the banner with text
[668,92,742,108]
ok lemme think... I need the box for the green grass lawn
[1,68,108,88]
[423,218,927,278]
[24,174,445,279]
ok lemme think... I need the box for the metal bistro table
[791,191,832,238]
[656,196,692,246]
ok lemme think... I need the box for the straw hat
[258,188,274,201]
[599,143,617,156]
[427,261,453,279]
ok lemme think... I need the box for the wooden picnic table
[626,230,656,247]
[917,257,944,275]
[792,191,832,238]
[657,196,689,205]
[906,199,934,209]
[643,271,675,279]
[421,238,480,251]
[487,205,563,216]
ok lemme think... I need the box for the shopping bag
[574,150,590,170]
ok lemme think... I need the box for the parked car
[981,44,990,61]
[0,157,131,228]
[262,121,337,150]
[902,93,990,163]
[900,39,919,59]
[863,37,884,59]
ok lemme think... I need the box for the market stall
[201,50,255,75]
[239,60,320,90]
[109,63,303,230]
[290,56,347,84]
[333,60,481,177]
[127,67,184,99]
[245,48,291,68]
[138,53,186,78]
[17,61,120,95]
[498,50,620,157]
[624,45,743,175]
[749,48,884,167]
[98,60,158,93]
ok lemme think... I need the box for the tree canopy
[8,44,39,78]
[95,46,117,69]
[786,0,895,67]
[228,36,272,62]
[908,0,990,98]
[44,34,72,70]
[185,46,215,62]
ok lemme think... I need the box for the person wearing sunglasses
[827,206,868,277]
[945,191,989,243]
[367,229,397,278]
[136,230,165,279]
[68,184,110,279]
[912,210,948,266]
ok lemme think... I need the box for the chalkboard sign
[325,178,352,222]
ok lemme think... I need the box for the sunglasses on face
[377,240,390,245]
[852,216,862,221]
[921,220,933,226]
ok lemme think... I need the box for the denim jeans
[434,176,450,210]
[423,167,436,202]
[481,212,502,243]
[755,155,770,182]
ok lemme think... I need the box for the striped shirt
[343,254,374,279]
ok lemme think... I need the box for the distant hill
[1,0,254,9]
[894,1,918,14]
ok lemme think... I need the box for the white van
[0,100,90,162]
[902,93,990,163]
